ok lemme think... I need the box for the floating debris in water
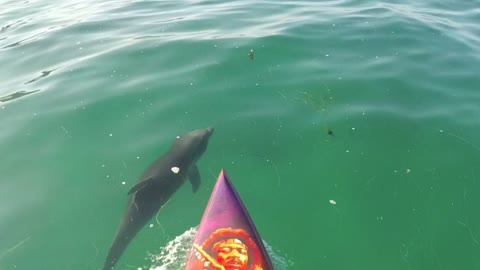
[329,199,337,205]
[327,128,334,136]
[248,49,254,60]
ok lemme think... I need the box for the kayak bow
[185,169,274,270]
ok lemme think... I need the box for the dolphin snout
[206,127,214,135]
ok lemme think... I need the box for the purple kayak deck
[185,169,274,270]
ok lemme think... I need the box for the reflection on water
[25,69,57,84]
[2,31,47,49]
[0,89,40,102]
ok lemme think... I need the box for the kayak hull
[185,169,273,270]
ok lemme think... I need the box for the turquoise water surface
[1,0,479,269]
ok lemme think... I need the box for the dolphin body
[104,127,214,270]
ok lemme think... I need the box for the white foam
[149,227,197,270]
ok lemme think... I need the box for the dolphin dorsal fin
[127,177,155,195]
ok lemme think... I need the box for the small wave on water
[0,0,478,114]
[148,227,293,270]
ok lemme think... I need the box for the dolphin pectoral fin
[188,165,201,193]
[127,177,155,195]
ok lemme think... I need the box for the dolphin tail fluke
[104,204,158,270]
[103,234,132,270]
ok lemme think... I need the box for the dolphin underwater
[103,127,214,270]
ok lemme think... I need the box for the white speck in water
[109,133,113,137]
[171,167,180,174]
[346,150,350,153]
[325,54,329,57]
[351,127,355,130]
[329,199,337,205]
[122,182,126,185]
[101,164,105,167]
[106,175,110,178]
[406,169,411,173]
[439,129,444,133]
[149,224,154,228]
[190,82,193,85]
[136,156,140,159]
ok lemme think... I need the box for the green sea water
[1,0,479,269]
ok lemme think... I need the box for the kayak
[185,169,274,270]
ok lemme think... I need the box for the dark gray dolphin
[103,127,214,270]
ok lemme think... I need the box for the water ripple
[0,89,40,103]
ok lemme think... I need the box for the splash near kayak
[185,169,274,270]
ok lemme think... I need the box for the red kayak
[185,169,274,270]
